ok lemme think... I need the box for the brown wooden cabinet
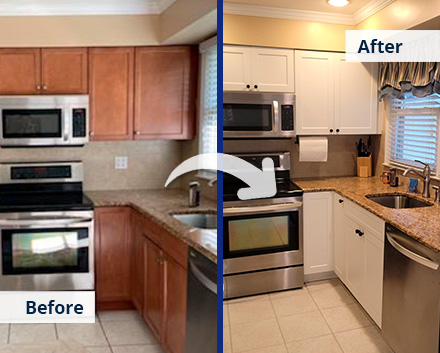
[0,48,87,95]
[131,211,145,313]
[0,49,41,94]
[95,207,132,310]
[143,238,165,339]
[134,46,197,140]
[89,48,134,141]
[41,48,88,94]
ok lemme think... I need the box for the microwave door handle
[63,110,69,141]
[273,100,279,134]
[0,217,93,228]
[224,202,302,216]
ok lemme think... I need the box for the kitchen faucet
[402,160,432,198]
[207,177,217,187]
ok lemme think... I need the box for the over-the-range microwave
[0,95,89,147]
[223,92,295,138]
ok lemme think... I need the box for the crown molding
[224,0,396,26]
[0,0,176,16]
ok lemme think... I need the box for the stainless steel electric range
[223,152,304,299]
[0,161,94,291]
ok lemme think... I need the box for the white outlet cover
[114,156,128,169]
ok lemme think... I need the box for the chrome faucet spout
[403,161,432,198]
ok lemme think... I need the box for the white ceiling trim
[0,0,176,16]
[224,0,396,26]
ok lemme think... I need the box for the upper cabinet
[0,49,41,94]
[295,50,379,135]
[224,46,294,93]
[0,48,88,95]
[134,47,197,140]
[89,47,134,141]
[41,48,88,94]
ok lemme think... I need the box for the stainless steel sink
[366,194,432,209]
[172,213,217,229]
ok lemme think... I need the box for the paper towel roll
[299,136,328,162]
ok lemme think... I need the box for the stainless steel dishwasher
[185,248,217,353]
[383,224,440,353]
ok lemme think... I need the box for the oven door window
[223,104,273,131]
[224,212,299,258]
[2,228,89,275]
[2,109,62,138]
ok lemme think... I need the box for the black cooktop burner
[223,178,303,202]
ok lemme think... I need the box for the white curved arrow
[165,153,276,200]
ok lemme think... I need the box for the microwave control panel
[72,108,87,138]
[281,105,294,131]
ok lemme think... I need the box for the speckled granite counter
[86,189,217,263]
[295,176,440,253]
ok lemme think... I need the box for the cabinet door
[295,51,334,135]
[251,47,294,93]
[144,239,164,340]
[0,49,41,94]
[131,211,145,313]
[163,255,187,353]
[134,46,196,140]
[223,45,252,91]
[344,216,365,300]
[334,54,378,134]
[89,48,134,140]
[303,192,333,276]
[364,232,384,327]
[95,207,132,308]
[333,194,346,282]
[41,48,88,94]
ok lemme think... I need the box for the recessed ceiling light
[327,0,350,7]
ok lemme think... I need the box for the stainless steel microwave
[0,95,89,147]
[223,92,295,138]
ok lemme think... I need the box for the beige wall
[356,0,440,30]
[224,14,353,51]
[0,140,183,191]
[0,15,161,47]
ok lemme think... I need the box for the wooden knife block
[357,155,372,178]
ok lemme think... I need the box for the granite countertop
[86,189,217,263]
[295,176,440,253]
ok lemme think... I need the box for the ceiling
[225,0,372,15]
[0,0,177,16]
[224,0,396,25]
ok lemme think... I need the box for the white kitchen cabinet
[334,54,378,134]
[223,45,294,93]
[295,51,334,135]
[303,192,333,276]
[333,193,346,281]
[295,50,379,135]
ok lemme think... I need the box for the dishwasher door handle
[190,261,217,295]
[386,232,439,270]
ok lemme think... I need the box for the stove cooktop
[223,178,303,203]
[0,192,94,213]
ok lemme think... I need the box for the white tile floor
[224,278,395,353]
[0,310,163,353]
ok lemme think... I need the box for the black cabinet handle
[339,199,344,203]
[355,229,364,236]
[336,129,340,133]
[330,129,334,133]
[246,84,250,89]
[254,85,258,89]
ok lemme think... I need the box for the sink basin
[366,194,432,209]
[172,213,217,229]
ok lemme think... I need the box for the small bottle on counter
[189,181,200,207]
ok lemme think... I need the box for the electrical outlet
[114,156,128,170]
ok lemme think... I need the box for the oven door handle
[0,217,93,228]
[223,202,302,216]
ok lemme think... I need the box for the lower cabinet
[95,207,188,353]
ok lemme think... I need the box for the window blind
[199,38,217,156]
[388,93,440,171]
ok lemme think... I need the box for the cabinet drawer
[344,199,385,242]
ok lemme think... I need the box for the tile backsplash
[224,135,374,179]
[0,140,183,191]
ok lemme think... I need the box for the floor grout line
[6,324,10,344]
